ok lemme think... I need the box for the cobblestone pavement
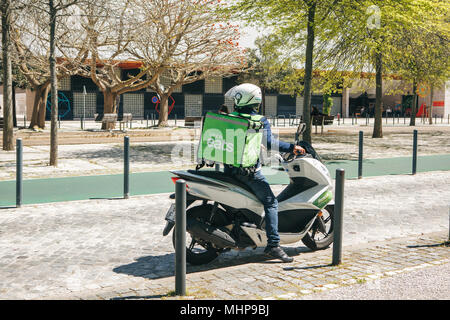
[0,171,449,300]
[64,232,449,300]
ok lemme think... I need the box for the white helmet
[225,83,262,110]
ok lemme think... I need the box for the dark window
[71,75,98,91]
[182,79,205,94]
[311,95,324,112]
[277,94,296,116]
[202,94,225,115]
[222,75,239,93]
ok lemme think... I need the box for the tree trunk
[102,89,118,130]
[37,85,49,128]
[29,84,50,129]
[2,0,14,151]
[372,52,383,138]
[49,0,58,166]
[301,1,316,144]
[428,85,433,125]
[12,82,16,127]
[409,80,417,126]
[158,94,169,127]
[261,86,266,116]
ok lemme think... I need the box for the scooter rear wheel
[301,205,334,251]
[171,204,221,265]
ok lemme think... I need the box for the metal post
[24,115,26,128]
[332,169,345,266]
[412,130,418,175]
[146,114,149,128]
[175,179,186,296]
[83,85,86,129]
[124,136,130,199]
[175,114,177,126]
[321,116,324,134]
[358,131,363,179]
[16,139,23,208]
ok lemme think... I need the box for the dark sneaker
[264,246,293,263]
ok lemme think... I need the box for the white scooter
[163,123,335,265]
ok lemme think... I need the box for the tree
[13,0,89,165]
[322,92,333,116]
[72,0,167,130]
[12,0,90,131]
[48,0,80,165]
[227,0,347,143]
[129,0,246,126]
[385,0,450,126]
[321,0,426,138]
[1,0,14,150]
[238,36,294,115]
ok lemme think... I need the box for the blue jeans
[224,167,280,247]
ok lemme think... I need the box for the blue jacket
[260,116,294,154]
[251,112,294,169]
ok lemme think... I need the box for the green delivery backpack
[197,111,264,168]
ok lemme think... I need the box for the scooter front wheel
[301,205,334,251]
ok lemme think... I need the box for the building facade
[2,71,450,122]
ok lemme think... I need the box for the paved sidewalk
[0,171,449,300]
[48,232,448,300]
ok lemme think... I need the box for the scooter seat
[187,170,256,195]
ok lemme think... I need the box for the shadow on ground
[111,245,315,300]
[112,245,312,281]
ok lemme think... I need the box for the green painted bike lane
[1,154,449,207]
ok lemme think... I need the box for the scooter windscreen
[297,141,323,163]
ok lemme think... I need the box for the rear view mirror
[295,122,306,142]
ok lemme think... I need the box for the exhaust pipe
[187,219,236,249]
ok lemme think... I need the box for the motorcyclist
[223,83,305,263]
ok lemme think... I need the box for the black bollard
[175,179,187,296]
[412,130,418,175]
[332,169,345,266]
[16,139,23,208]
[124,136,130,199]
[358,131,363,179]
